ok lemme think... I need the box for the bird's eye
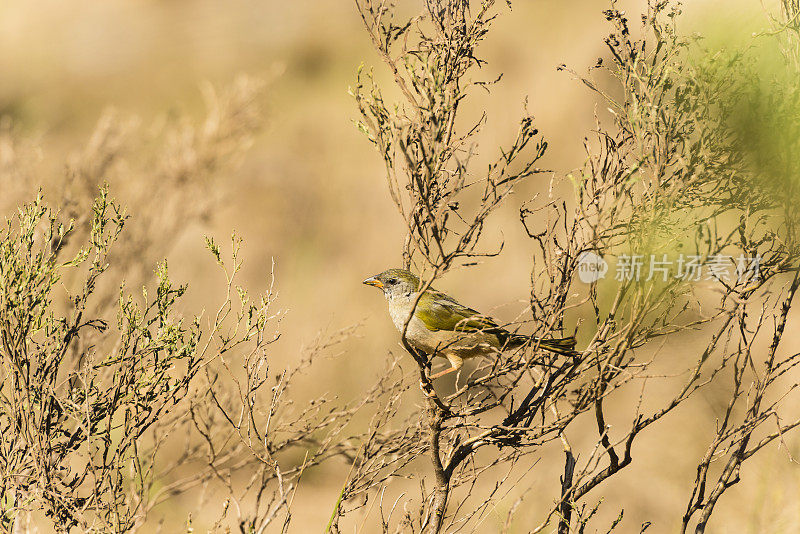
[386,278,397,285]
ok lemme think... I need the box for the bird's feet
[419,379,437,398]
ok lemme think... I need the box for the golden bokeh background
[2,0,798,531]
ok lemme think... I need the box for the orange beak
[362,276,384,289]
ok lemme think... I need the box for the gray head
[363,268,420,298]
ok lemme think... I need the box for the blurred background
[1,0,797,531]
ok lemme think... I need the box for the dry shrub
[3,2,800,533]
[347,1,800,533]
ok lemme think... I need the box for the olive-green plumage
[363,268,576,379]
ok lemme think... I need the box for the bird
[363,268,577,380]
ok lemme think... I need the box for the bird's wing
[416,290,507,334]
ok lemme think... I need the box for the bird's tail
[506,334,578,356]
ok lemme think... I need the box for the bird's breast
[387,297,415,332]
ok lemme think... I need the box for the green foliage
[0,188,203,532]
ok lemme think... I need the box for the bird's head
[363,268,420,299]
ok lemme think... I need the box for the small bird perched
[363,268,576,380]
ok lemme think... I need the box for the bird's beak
[362,276,384,289]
